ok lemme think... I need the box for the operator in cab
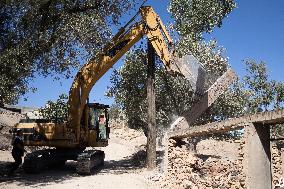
[99,114,107,139]
[9,129,26,175]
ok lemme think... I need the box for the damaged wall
[161,110,284,189]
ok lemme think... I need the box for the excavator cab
[82,103,110,143]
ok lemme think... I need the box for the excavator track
[76,150,105,175]
[23,149,104,175]
[23,149,66,174]
[23,150,52,173]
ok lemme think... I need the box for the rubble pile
[158,139,244,189]
[110,126,145,141]
[109,117,126,129]
[0,109,24,128]
[109,117,145,141]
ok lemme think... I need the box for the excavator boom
[68,6,180,143]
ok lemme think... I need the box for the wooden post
[146,40,156,170]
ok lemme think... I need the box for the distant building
[2,104,42,119]
[3,104,37,114]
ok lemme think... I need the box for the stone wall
[236,138,246,188]
[271,143,284,188]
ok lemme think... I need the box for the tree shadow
[101,158,143,175]
[101,149,164,175]
[101,150,148,174]
[0,160,80,187]
[0,150,159,186]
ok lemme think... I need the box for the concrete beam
[169,109,284,139]
[171,69,238,131]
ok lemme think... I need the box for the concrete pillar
[244,123,272,189]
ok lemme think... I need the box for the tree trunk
[146,40,156,170]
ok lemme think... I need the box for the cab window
[89,108,98,130]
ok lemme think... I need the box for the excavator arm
[11,6,239,175]
[68,6,180,142]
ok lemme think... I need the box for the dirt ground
[0,110,240,189]
[0,129,160,189]
[0,109,160,189]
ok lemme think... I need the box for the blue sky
[18,0,284,108]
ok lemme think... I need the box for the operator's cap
[16,128,22,133]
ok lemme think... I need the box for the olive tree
[0,0,137,105]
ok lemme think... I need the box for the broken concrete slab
[170,68,238,131]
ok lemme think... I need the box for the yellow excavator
[12,6,184,174]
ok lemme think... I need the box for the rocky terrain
[0,110,283,188]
